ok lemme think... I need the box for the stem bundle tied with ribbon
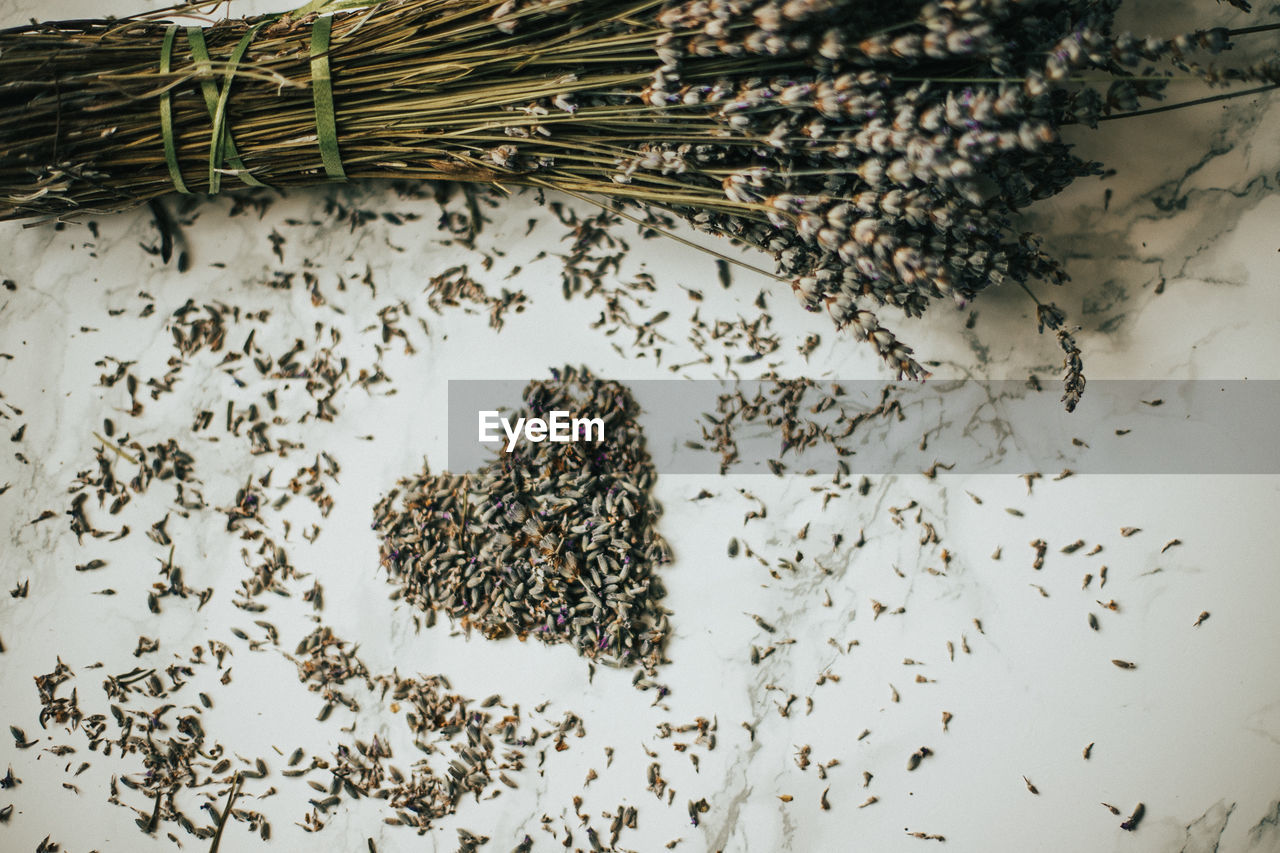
[2,0,1278,407]
[160,4,348,194]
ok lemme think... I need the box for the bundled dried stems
[2,0,1277,405]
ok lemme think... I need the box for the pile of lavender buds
[374,367,673,673]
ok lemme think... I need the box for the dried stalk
[2,0,1277,404]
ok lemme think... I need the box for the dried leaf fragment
[906,746,932,771]
[1120,802,1145,831]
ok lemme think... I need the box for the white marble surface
[2,2,1280,852]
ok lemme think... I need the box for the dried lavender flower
[3,0,1275,400]
[374,366,671,672]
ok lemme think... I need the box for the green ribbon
[186,22,269,194]
[310,15,346,181]
[159,25,191,195]
[159,2,365,196]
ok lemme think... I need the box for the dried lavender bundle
[374,366,672,671]
[2,0,1277,401]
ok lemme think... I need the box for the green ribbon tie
[160,5,355,196]
[186,22,270,194]
[310,15,346,181]
[159,25,192,195]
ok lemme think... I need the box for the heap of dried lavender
[4,2,1277,403]
[290,625,590,834]
[22,626,587,843]
[375,366,673,672]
